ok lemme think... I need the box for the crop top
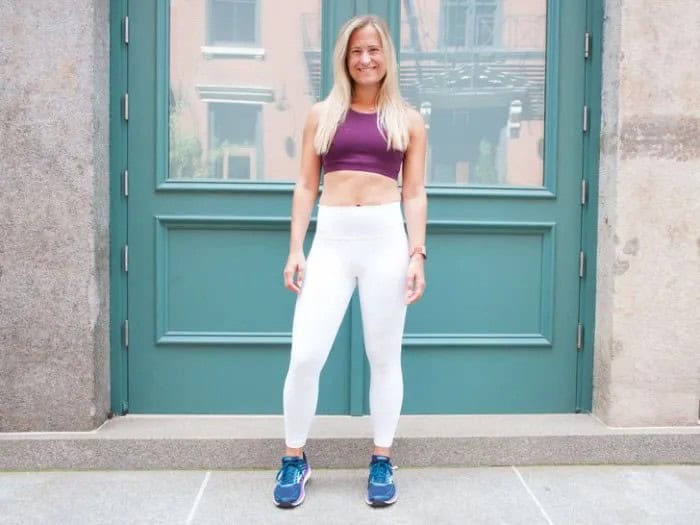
[321,109,405,180]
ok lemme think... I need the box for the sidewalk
[1,464,698,524]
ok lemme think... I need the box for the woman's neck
[351,85,379,111]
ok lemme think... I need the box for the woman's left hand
[406,255,426,304]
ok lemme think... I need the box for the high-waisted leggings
[283,201,408,448]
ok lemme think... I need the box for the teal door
[124,0,590,414]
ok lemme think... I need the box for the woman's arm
[401,108,428,304]
[284,103,323,293]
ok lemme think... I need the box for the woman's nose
[360,51,371,64]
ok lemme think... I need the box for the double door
[122,0,590,414]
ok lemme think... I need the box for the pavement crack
[512,466,554,525]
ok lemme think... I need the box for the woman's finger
[406,272,415,302]
[284,266,301,293]
[296,265,305,289]
[406,275,426,304]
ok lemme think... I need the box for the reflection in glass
[401,0,547,186]
[169,1,545,186]
[207,0,257,45]
[169,0,321,181]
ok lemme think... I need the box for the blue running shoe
[366,454,397,507]
[273,452,311,508]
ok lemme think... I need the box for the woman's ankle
[373,446,391,457]
[285,447,304,458]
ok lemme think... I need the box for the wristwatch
[410,246,427,260]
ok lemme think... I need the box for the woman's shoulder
[402,104,422,123]
[403,104,426,137]
[304,101,326,130]
[310,100,326,116]
[308,100,338,125]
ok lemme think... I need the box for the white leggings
[283,202,409,448]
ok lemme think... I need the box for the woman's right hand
[283,251,306,293]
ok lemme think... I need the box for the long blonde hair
[313,15,410,155]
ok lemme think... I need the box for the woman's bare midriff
[319,170,401,206]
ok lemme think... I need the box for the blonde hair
[313,15,410,155]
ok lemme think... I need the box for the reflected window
[443,0,499,47]
[207,0,258,46]
[208,103,260,179]
[402,0,546,187]
[169,0,321,182]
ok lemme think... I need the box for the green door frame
[109,0,128,415]
[108,0,604,415]
[576,0,604,412]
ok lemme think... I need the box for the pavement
[1,464,699,524]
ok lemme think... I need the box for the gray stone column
[0,0,110,431]
[594,0,700,426]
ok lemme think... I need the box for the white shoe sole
[365,492,397,507]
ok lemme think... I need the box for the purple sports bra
[321,109,405,180]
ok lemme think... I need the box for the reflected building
[396,0,546,186]
[169,0,322,182]
[170,0,545,186]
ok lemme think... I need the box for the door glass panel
[169,0,321,181]
[400,0,547,186]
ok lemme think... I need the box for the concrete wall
[594,0,700,426]
[0,0,111,431]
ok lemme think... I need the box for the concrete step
[1,414,698,470]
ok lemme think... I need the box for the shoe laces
[369,459,394,484]
[277,458,304,485]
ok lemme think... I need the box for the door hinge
[123,16,129,45]
[581,179,587,206]
[584,31,591,59]
[123,93,129,121]
[122,319,129,349]
[579,251,585,278]
[582,105,589,132]
[577,322,583,350]
[122,245,129,273]
[122,169,129,197]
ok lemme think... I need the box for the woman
[273,14,427,509]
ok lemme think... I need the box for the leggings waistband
[315,202,404,240]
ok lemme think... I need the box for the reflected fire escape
[301,6,545,118]
[301,3,546,183]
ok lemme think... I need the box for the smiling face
[346,24,386,88]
